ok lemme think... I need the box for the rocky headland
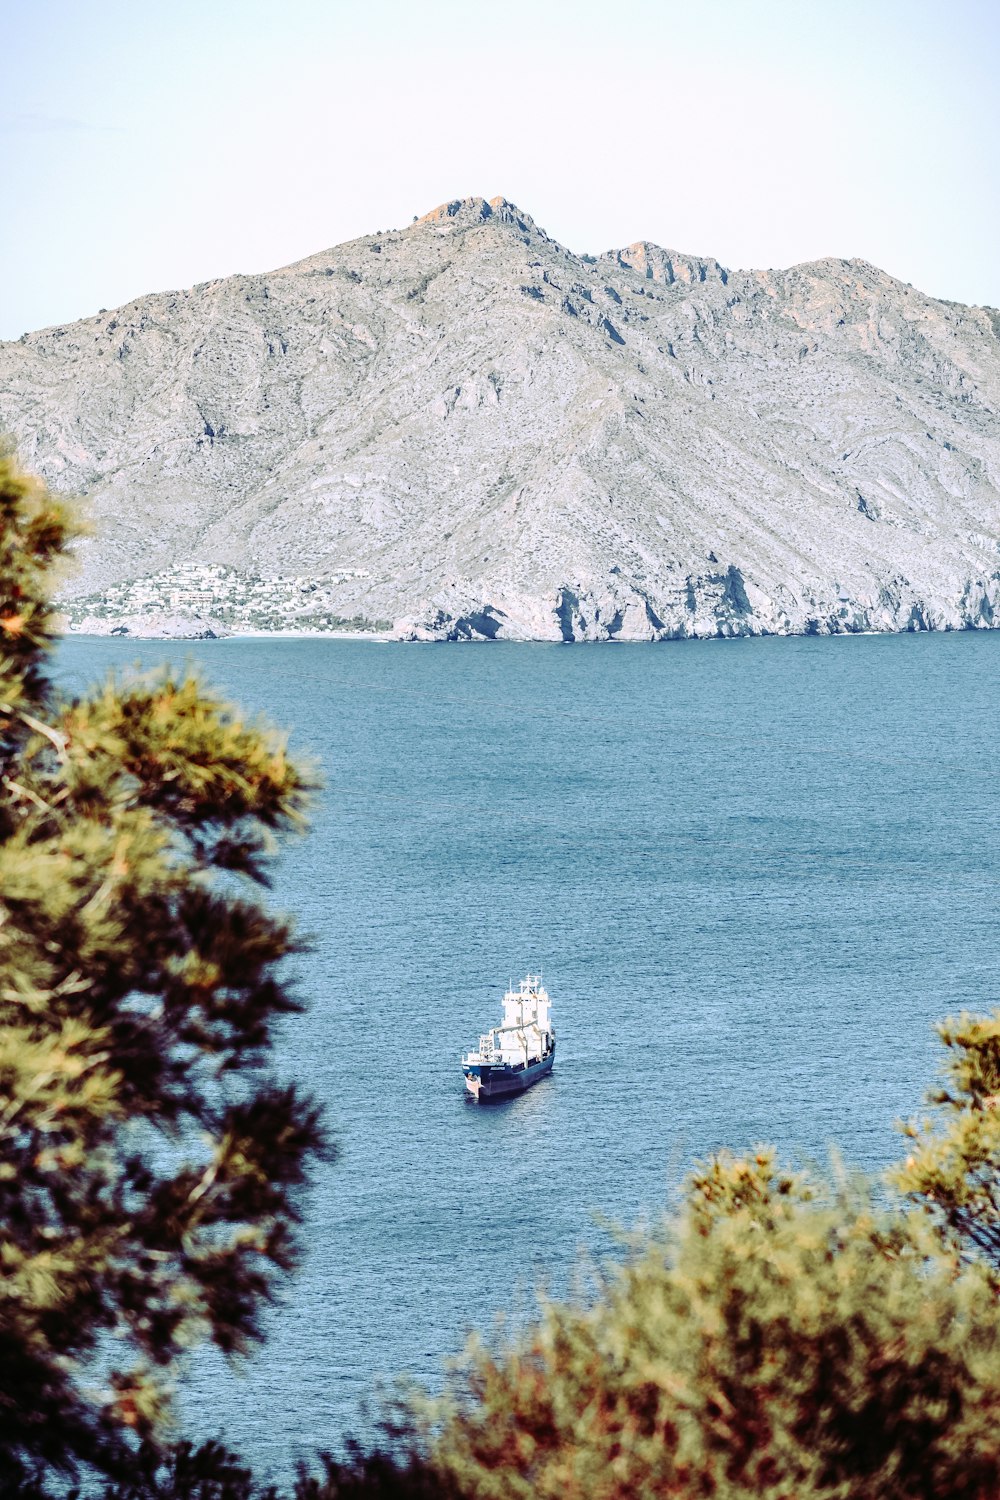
[2,195,999,641]
[69,612,231,640]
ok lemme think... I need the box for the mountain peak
[414,196,542,236]
[606,241,730,287]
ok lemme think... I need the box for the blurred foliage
[893,1010,1000,1267]
[0,451,328,1493]
[101,1438,455,1500]
[411,1151,1000,1500]
[127,1130,1000,1500]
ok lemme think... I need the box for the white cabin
[463,975,553,1069]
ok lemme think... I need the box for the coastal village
[60,562,391,636]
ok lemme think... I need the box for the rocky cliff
[2,194,999,641]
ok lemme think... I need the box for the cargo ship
[462,975,555,1101]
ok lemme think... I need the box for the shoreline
[61,627,1000,648]
[227,628,391,641]
[62,619,1000,647]
[66,628,393,642]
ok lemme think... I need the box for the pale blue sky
[2,0,998,339]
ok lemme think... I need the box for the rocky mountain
[2,194,999,641]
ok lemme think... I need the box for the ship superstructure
[462,975,555,1101]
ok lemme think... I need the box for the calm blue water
[55,632,1000,1476]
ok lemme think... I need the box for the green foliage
[99,1439,451,1500]
[331,1043,1000,1500]
[0,452,328,1492]
[416,1152,1000,1500]
[101,1440,279,1500]
[0,443,83,706]
[893,1010,1000,1264]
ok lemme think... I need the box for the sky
[2,0,998,340]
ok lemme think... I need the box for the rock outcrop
[2,194,999,641]
[71,613,230,640]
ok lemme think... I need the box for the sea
[54,631,1000,1479]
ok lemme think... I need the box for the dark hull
[464,1045,555,1101]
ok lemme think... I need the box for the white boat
[462,975,555,1101]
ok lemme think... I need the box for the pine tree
[0,451,327,1493]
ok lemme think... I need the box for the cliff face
[2,193,1000,640]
